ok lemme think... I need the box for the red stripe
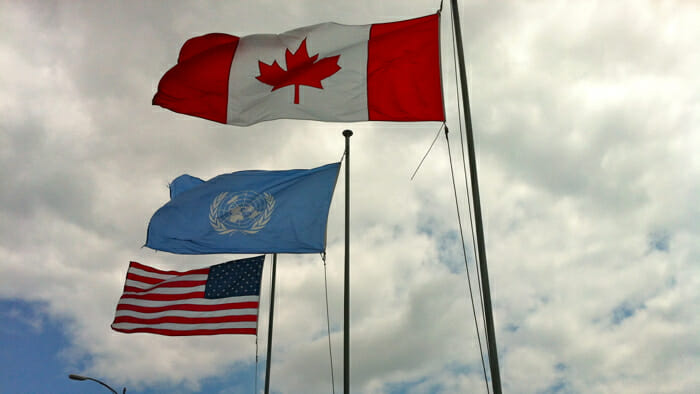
[126,273,163,285]
[124,280,206,293]
[111,326,257,336]
[113,314,257,325]
[152,33,239,124]
[116,302,259,313]
[124,286,149,293]
[129,261,209,277]
[367,14,444,121]
[119,291,205,301]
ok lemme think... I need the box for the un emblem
[209,191,275,235]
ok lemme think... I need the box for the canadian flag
[153,14,444,126]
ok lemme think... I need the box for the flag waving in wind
[146,162,340,254]
[153,14,444,126]
[111,256,264,336]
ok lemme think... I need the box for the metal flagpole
[342,129,352,394]
[449,0,503,392]
[264,253,278,394]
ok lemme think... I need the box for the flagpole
[342,129,352,394]
[264,253,278,394]
[449,0,502,392]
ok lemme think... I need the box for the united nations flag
[145,162,340,254]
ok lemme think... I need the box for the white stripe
[128,266,181,280]
[125,277,206,290]
[125,279,150,289]
[112,321,257,331]
[117,295,259,308]
[126,273,208,288]
[114,309,258,319]
[122,285,205,295]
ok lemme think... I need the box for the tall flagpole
[264,253,278,394]
[449,0,503,392]
[342,129,352,394]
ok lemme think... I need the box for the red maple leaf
[256,39,341,104]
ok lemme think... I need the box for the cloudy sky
[2,0,699,393]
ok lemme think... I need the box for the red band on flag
[112,314,257,326]
[367,14,444,121]
[112,327,258,336]
[119,291,206,302]
[152,33,239,123]
[115,302,259,313]
[128,261,209,276]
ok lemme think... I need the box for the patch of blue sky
[416,205,478,275]
[647,229,671,253]
[0,299,94,394]
[611,302,645,325]
[0,298,260,394]
[417,219,436,238]
[311,323,340,342]
[535,363,571,394]
[385,375,434,394]
[542,379,571,394]
[165,363,257,394]
[382,363,482,394]
[116,360,257,394]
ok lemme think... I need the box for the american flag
[111,256,264,336]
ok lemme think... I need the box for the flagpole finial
[343,129,353,137]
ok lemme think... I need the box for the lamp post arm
[68,374,119,394]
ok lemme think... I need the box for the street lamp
[68,374,126,394]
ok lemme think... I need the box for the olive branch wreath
[209,192,275,235]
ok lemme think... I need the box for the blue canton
[204,256,265,299]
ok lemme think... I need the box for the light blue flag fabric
[146,162,340,254]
